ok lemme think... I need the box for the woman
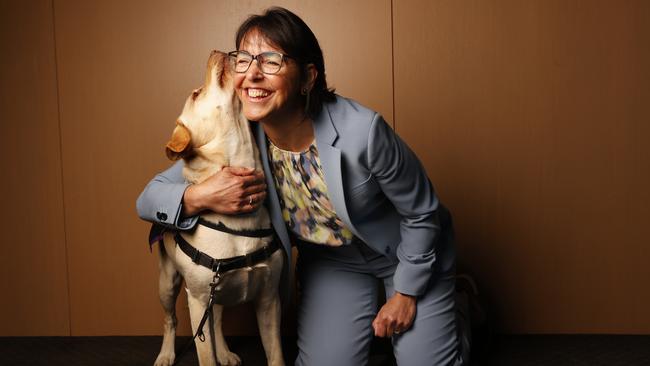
[137,7,468,366]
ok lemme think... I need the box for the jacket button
[385,246,391,254]
[156,212,168,221]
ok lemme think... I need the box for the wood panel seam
[390,0,396,130]
[50,0,72,337]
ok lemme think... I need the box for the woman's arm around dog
[136,160,267,229]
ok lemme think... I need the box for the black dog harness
[171,218,278,366]
[174,217,277,273]
[175,230,279,272]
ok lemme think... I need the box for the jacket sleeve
[136,160,198,230]
[367,114,443,296]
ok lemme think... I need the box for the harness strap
[174,232,280,273]
[198,217,274,238]
[207,301,218,365]
[173,266,221,366]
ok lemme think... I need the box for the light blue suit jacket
[137,96,454,296]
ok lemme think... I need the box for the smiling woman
[233,7,336,120]
[232,30,307,129]
[137,6,469,366]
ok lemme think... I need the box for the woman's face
[234,30,303,124]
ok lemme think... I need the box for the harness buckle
[209,262,222,300]
[211,261,222,274]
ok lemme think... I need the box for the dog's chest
[169,239,282,307]
[210,264,274,306]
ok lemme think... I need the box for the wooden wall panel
[393,0,650,333]
[54,0,221,336]
[0,0,70,335]
[54,0,392,335]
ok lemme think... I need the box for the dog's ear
[165,122,192,161]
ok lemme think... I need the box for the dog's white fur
[154,50,284,366]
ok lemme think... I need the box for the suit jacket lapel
[313,105,362,239]
[252,122,291,255]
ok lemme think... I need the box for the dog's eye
[192,89,202,100]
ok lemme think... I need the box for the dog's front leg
[154,244,183,366]
[255,291,285,366]
[188,295,241,366]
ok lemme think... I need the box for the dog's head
[166,50,241,161]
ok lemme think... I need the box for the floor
[1,334,649,365]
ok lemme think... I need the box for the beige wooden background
[1,0,648,336]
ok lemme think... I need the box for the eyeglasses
[228,50,292,75]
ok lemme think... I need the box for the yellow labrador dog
[154,50,284,366]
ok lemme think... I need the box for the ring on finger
[249,196,253,205]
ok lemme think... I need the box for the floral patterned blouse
[268,139,354,246]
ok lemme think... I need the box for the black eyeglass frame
[227,50,294,75]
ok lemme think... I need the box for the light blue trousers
[294,240,467,366]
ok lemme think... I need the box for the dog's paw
[217,350,241,366]
[153,352,175,366]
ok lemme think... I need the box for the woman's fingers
[372,314,399,337]
[228,167,266,186]
[372,292,417,337]
[243,181,267,196]
[238,177,267,213]
[186,167,268,215]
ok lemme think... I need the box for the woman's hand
[372,292,417,337]
[182,166,267,216]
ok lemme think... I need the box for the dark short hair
[235,7,336,118]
